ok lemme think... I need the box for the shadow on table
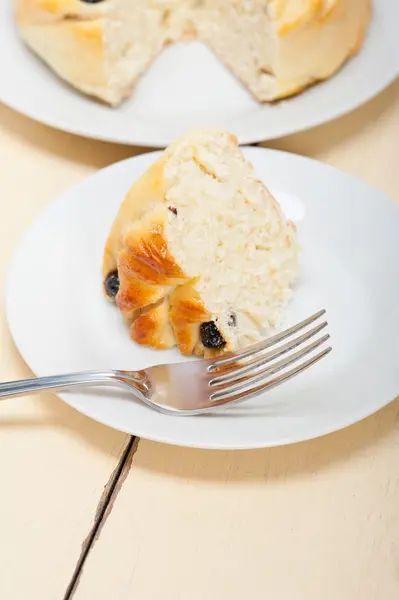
[0,325,128,457]
[136,397,399,484]
[0,390,128,457]
[0,103,144,170]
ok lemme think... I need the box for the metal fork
[0,310,331,416]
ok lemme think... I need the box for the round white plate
[6,147,399,449]
[1,0,398,147]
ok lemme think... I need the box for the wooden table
[0,80,398,600]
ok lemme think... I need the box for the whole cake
[103,128,299,357]
[14,0,371,105]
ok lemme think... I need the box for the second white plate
[5,147,399,449]
[0,0,398,146]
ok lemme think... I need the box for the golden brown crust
[15,16,109,98]
[269,0,372,101]
[13,0,125,104]
[168,283,211,356]
[103,158,167,278]
[275,0,369,101]
[122,210,187,286]
[115,206,188,316]
[130,299,176,350]
[115,264,170,315]
[14,0,105,23]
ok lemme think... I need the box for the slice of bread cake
[103,129,299,357]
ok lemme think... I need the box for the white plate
[0,0,398,147]
[6,147,399,449]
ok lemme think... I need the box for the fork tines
[208,310,332,404]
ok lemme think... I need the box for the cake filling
[162,130,299,348]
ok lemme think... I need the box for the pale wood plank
[75,406,399,600]
[73,80,399,600]
[0,106,133,599]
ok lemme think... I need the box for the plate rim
[5,146,399,449]
[1,73,397,149]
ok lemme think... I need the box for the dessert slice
[103,128,299,357]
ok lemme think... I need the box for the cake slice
[103,129,299,357]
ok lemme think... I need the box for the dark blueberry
[80,0,104,3]
[228,312,236,327]
[168,206,178,215]
[200,321,226,349]
[105,270,120,299]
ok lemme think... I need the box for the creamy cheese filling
[163,130,299,347]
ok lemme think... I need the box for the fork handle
[0,370,135,399]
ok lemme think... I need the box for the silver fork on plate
[0,310,331,416]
